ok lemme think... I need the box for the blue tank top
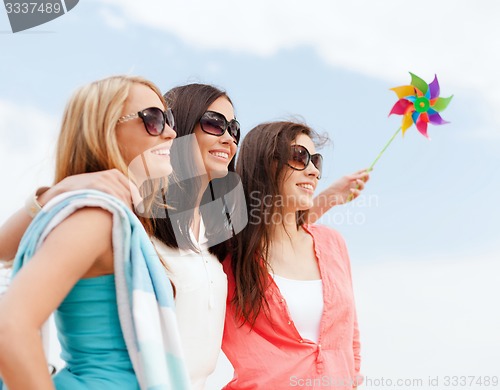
[53,274,139,389]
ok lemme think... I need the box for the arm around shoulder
[0,169,132,261]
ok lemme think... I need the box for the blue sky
[1,1,499,388]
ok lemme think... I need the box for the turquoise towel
[1,190,191,390]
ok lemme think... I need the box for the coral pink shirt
[222,224,362,389]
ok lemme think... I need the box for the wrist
[316,189,341,209]
[24,186,50,218]
[36,186,56,208]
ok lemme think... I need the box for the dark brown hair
[152,83,239,255]
[230,121,326,326]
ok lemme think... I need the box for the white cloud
[0,99,58,222]
[99,7,127,30]
[98,0,500,139]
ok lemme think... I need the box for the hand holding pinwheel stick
[346,72,453,202]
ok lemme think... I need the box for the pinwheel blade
[390,85,416,99]
[428,75,440,99]
[416,116,429,138]
[419,112,429,123]
[412,111,420,124]
[410,72,429,95]
[428,113,449,125]
[389,99,413,116]
[432,95,453,112]
[402,113,413,135]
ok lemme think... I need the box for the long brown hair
[231,121,326,326]
[153,83,239,254]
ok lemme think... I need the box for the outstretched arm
[0,169,132,261]
[0,207,113,389]
[307,169,370,224]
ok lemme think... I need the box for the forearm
[0,325,54,389]
[308,170,370,224]
[307,188,339,224]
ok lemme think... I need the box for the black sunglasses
[118,107,175,136]
[199,111,240,144]
[287,144,323,179]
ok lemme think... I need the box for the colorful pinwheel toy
[347,72,453,202]
[368,72,453,171]
[389,72,453,139]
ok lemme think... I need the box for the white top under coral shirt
[272,274,324,344]
[151,220,227,390]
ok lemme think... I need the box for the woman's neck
[270,209,301,243]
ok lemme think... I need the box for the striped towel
[2,190,191,390]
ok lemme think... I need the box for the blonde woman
[0,76,189,389]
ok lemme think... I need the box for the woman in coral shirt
[223,121,363,389]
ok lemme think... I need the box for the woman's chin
[208,168,229,180]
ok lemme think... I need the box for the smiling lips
[297,183,314,192]
[151,147,170,156]
[209,150,230,160]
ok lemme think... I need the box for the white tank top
[272,274,324,343]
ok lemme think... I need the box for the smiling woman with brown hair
[222,121,363,390]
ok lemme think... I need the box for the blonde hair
[53,75,167,237]
[54,75,165,183]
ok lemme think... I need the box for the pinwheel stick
[367,126,402,171]
[346,126,401,203]
[345,72,452,204]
